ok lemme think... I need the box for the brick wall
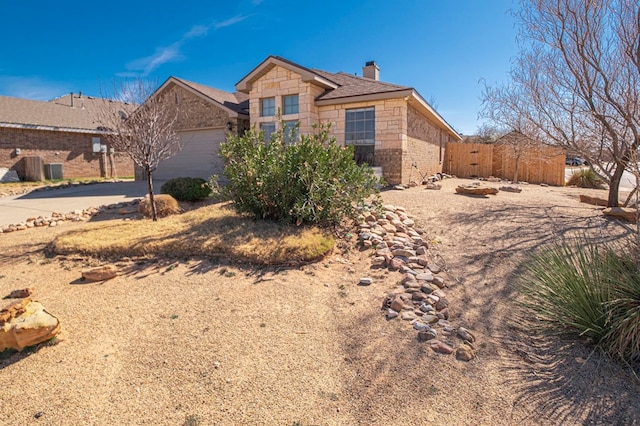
[0,127,134,180]
[163,83,231,130]
[403,105,444,183]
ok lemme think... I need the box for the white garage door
[154,129,226,182]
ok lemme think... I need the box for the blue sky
[0,0,518,135]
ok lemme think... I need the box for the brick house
[235,56,461,185]
[145,76,249,181]
[0,93,134,180]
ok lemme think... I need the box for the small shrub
[567,168,604,188]
[138,194,182,218]
[220,122,383,225]
[160,177,212,201]
[519,237,640,362]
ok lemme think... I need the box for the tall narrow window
[283,121,299,145]
[345,107,375,165]
[260,97,275,117]
[261,122,276,143]
[283,94,299,115]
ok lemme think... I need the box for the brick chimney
[363,61,379,80]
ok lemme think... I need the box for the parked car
[566,156,587,166]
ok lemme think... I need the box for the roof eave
[314,89,414,106]
[409,90,461,140]
[0,122,112,134]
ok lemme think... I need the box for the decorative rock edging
[357,204,477,361]
[0,200,140,234]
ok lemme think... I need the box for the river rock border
[0,200,140,234]
[357,204,477,361]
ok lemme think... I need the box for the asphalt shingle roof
[172,77,249,114]
[0,94,125,132]
[312,69,411,100]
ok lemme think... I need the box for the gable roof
[235,56,338,93]
[235,55,460,140]
[154,76,249,117]
[0,94,119,134]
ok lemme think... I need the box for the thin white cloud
[0,76,68,100]
[214,15,248,29]
[120,15,249,77]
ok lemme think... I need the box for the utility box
[44,163,63,180]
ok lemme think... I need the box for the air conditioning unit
[44,163,63,180]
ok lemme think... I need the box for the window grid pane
[261,122,276,143]
[283,95,299,115]
[345,107,375,145]
[284,120,299,144]
[261,97,275,117]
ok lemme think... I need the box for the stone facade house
[235,55,461,185]
[0,93,134,180]
[144,76,249,181]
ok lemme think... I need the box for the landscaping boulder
[580,194,619,207]
[0,299,60,351]
[455,185,498,196]
[82,265,117,282]
[603,207,637,222]
[6,287,34,299]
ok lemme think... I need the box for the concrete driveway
[0,180,157,226]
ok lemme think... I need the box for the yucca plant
[566,168,605,188]
[519,237,640,362]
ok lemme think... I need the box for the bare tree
[98,80,182,221]
[475,123,505,144]
[481,0,640,207]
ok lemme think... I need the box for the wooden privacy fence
[445,142,566,186]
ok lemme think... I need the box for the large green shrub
[519,237,640,362]
[220,123,382,225]
[160,177,212,201]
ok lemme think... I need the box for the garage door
[154,129,226,182]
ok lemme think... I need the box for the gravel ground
[1,177,639,425]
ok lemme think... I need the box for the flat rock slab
[580,194,618,207]
[82,265,117,282]
[603,207,636,222]
[5,287,34,299]
[0,299,60,351]
[455,185,498,196]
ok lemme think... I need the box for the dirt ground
[1,177,639,426]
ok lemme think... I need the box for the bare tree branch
[481,0,640,207]
[97,79,183,221]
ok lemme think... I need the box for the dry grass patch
[51,201,334,265]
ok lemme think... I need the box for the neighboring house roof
[154,76,249,117]
[0,94,119,134]
[235,55,461,140]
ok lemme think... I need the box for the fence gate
[445,142,566,186]
[445,143,493,179]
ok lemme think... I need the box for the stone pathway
[357,204,477,361]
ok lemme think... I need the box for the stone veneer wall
[318,98,407,185]
[249,65,325,135]
[0,127,134,179]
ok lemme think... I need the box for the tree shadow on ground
[500,320,640,425]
